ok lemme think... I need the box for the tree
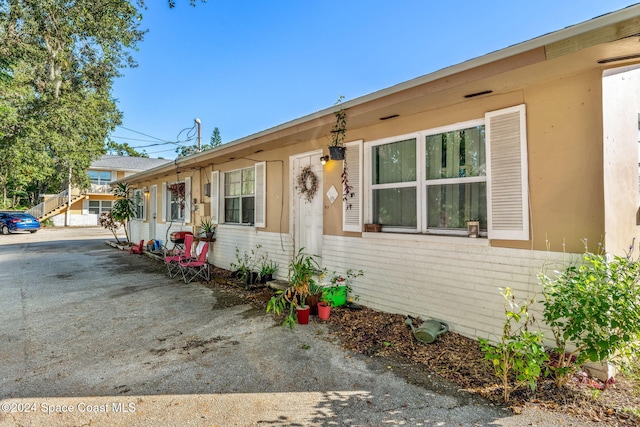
[106,141,149,157]
[210,127,222,147]
[0,0,144,207]
[0,0,205,208]
[111,182,136,244]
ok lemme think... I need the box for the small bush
[539,247,640,388]
[479,288,548,402]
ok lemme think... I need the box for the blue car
[0,212,41,234]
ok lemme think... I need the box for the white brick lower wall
[128,219,577,342]
[212,225,293,281]
[320,234,571,342]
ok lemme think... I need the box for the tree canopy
[0,0,203,208]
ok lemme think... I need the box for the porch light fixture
[143,187,149,195]
[320,155,329,166]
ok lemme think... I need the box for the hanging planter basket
[329,145,346,160]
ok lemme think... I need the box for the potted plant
[199,217,216,239]
[466,219,480,238]
[259,259,278,284]
[266,248,321,328]
[230,245,262,287]
[322,269,363,307]
[328,98,347,160]
[306,280,325,315]
[317,300,331,321]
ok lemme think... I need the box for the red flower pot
[296,305,310,325]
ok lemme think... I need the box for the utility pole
[194,118,201,152]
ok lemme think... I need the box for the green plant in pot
[230,245,262,286]
[199,217,216,239]
[328,97,347,160]
[259,259,278,283]
[266,248,320,328]
[323,269,363,307]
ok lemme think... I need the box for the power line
[116,125,172,143]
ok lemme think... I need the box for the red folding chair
[129,240,144,255]
[164,234,194,278]
[179,242,209,283]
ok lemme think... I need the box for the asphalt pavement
[0,227,591,426]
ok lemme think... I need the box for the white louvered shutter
[486,104,529,240]
[254,162,266,228]
[343,140,363,232]
[161,182,167,222]
[210,171,219,224]
[184,177,191,224]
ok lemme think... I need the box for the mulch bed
[206,268,640,426]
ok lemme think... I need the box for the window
[425,124,486,232]
[88,171,111,185]
[224,167,255,224]
[166,182,185,221]
[368,120,486,235]
[88,200,112,215]
[133,189,145,220]
[161,178,191,223]
[364,105,528,239]
[371,138,417,228]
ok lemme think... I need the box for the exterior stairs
[27,189,87,220]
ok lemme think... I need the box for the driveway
[0,228,589,426]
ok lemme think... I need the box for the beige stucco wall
[320,70,608,254]
[131,68,613,255]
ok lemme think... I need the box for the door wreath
[296,165,318,203]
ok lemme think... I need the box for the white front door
[292,151,323,260]
[149,185,157,240]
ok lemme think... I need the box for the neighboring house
[119,5,640,348]
[28,155,171,226]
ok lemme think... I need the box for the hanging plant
[296,165,318,203]
[342,159,355,210]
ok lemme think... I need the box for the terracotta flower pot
[317,302,331,320]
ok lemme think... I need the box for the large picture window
[368,120,487,234]
[224,167,255,224]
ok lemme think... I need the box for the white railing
[87,184,113,194]
[27,189,70,219]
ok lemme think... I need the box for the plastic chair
[164,234,194,278]
[179,242,210,283]
[129,240,144,255]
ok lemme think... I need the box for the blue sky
[110,1,638,158]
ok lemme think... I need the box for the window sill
[361,231,489,246]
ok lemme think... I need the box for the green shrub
[479,288,548,402]
[539,249,640,388]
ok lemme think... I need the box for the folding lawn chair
[179,242,210,284]
[129,240,144,255]
[164,233,194,278]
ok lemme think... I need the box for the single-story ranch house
[119,5,640,346]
